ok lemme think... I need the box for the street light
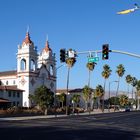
[108,81,119,112]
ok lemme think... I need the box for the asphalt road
[0,111,140,140]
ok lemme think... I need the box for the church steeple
[24,32,31,44]
[43,40,52,53]
[38,37,55,68]
[17,30,37,73]
[22,27,33,45]
[17,30,38,107]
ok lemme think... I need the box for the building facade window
[13,92,15,97]
[17,92,20,98]
[13,80,16,85]
[21,59,26,71]
[8,91,11,97]
[17,101,19,106]
[6,81,8,85]
[13,101,16,106]
[50,65,54,76]
[30,59,35,71]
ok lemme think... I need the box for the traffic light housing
[60,49,66,62]
[102,44,109,60]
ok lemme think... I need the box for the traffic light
[102,44,109,60]
[60,49,66,62]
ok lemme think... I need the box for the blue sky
[0,0,140,92]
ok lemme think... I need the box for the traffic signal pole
[111,50,140,58]
[76,50,140,58]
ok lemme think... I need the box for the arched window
[30,59,35,71]
[50,65,54,76]
[20,59,26,71]
[13,80,15,85]
[6,81,8,85]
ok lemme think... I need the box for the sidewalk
[0,109,115,121]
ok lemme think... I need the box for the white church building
[0,31,56,107]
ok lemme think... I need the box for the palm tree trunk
[137,94,139,110]
[132,87,134,100]
[88,70,91,112]
[115,77,120,111]
[88,70,91,87]
[98,97,100,109]
[102,79,106,112]
[62,101,63,108]
[85,101,88,110]
[44,108,48,115]
[116,77,120,97]
[127,84,129,96]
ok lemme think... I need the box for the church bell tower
[17,31,38,107]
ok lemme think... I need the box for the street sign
[68,50,75,58]
[88,57,99,62]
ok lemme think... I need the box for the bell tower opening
[30,59,35,71]
[20,59,26,71]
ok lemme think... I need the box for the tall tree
[116,64,125,97]
[101,64,112,111]
[131,77,137,101]
[94,85,104,109]
[65,51,76,114]
[71,94,81,106]
[71,94,81,112]
[125,75,132,95]
[82,85,92,110]
[32,85,54,115]
[56,93,66,108]
[86,62,96,87]
[119,94,129,107]
[136,80,140,110]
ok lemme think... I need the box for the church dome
[22,32,33,46]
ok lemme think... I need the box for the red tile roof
[43,41,52,52]
[56,89,68,93]
[22,32,33,45]
[0,86,24,92]
[0,98,11,103]
[0,70,17,76]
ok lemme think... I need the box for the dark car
[125,107,130,112]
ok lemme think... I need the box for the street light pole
[66,67,70,115]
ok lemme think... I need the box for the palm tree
[94,85,104,110]
[131,77,137,101]
[82,85,91,110]
[116,64,125,97]
[71,94,81,113]
[65,52,76,115]
[119,94,129,107]
[136,80,140,110]
[125,75,132,96]
[56,93,65,108]
[86,62,96,87]
[101,64,112,111]
[71,94,81,106]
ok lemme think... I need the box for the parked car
[125,107,130,112]
[119,108,125,112]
